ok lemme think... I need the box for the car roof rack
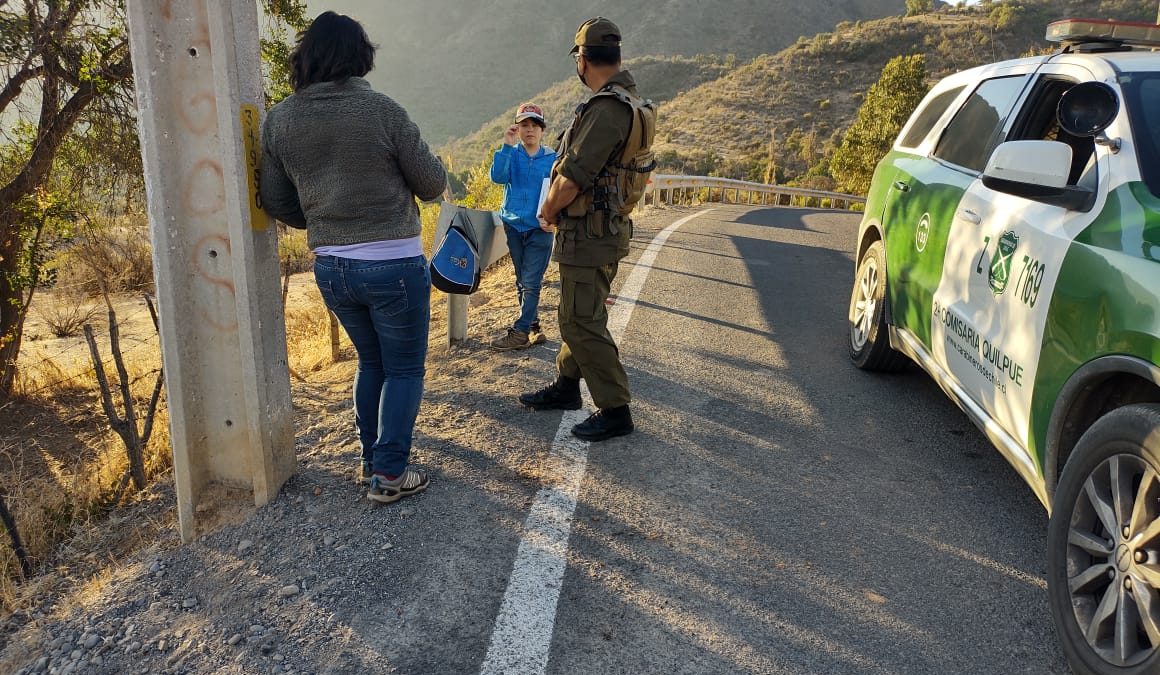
[1047,18,1160,53]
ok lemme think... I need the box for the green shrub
[906,0,934,16]
[831,54,929,196]
[461,158,503,212]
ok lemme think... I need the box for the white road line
[480,209,715,675]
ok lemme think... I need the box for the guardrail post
[448,294,468,342]
[432,203,509,345]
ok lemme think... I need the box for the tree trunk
[0,211,25,399]
[0,56,130,402]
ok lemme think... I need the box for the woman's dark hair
[290,12,376,92]
[581,45,621,67]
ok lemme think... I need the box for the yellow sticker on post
[240,104,267,231]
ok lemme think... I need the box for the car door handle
[957,208,981,224]
[892,181,910,193]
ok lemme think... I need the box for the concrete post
[447,294,469,343]
[126,0,295,542]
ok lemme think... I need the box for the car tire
[848,240,908,372]
[1047,403,1160,675]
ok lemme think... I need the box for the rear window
[934,75,1028,173]
[1120,73,1160,198]
[899,86,965,149]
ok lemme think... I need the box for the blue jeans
[504,225,554,332]
[313,255,430,477]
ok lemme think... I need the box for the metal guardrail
[440,175,865,344]
[644,174,866,211]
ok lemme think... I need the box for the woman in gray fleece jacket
[260,11,447,505]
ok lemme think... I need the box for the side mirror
[981,140,1096,212]
[983,140,1071,189]
[1058,81,1119,137]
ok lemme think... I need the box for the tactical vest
[553,81,657,266]
[560,83,658,221]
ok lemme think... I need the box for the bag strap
[594,84,657,172]
[449,207,481,249]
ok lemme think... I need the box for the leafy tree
[906,0,934,16]
[260,0,309,105]
[989,2,1025,30]
[0,1,307,399]
[0,1,134,398]
[831,54,928,196]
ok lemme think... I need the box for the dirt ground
[0,212,664,675]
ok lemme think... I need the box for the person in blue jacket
[489,103,557,350]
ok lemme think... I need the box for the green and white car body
[849,23,1160,674]
[858,52,1160,505]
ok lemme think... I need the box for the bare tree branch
[0,486,31,578]
[0,54,131,206]
[0,63,44,115]
[83,323,126,432]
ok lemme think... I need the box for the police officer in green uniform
[519,17,652,441]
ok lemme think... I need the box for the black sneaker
[519,377,582,410]
[358,460,373,485]
[571,405,634,441]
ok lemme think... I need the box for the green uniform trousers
[556,262,631,409]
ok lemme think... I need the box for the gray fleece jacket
[259,77,446,249]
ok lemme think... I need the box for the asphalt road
[536,205,1068,674]
[10,203,1070,675]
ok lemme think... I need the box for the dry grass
[0,166,465,617]
[284,288,339,376]
[34,296,100,339]
[279,228,313,275]
[1,301,169,613]
[50,222,155,297]
[0,413,173,606]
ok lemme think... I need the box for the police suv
[848,18,1160,675]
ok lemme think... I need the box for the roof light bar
[1047,18,1160,47]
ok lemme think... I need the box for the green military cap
[570,16,621,54]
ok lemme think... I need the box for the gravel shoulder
[0,209,677,675]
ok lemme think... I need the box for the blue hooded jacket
[490,143,557,232]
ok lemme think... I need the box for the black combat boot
[571,405,633,441]
[519,375,582,410]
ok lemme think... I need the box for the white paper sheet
[537,177,550,213]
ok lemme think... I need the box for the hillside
[440,0,1159,188]
[440,55,734,173]
[307,0,906,142]
[651,0,1159,186]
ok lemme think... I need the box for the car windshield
[1121,72,1160,197]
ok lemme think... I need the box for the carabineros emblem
[989,230,1019,295]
